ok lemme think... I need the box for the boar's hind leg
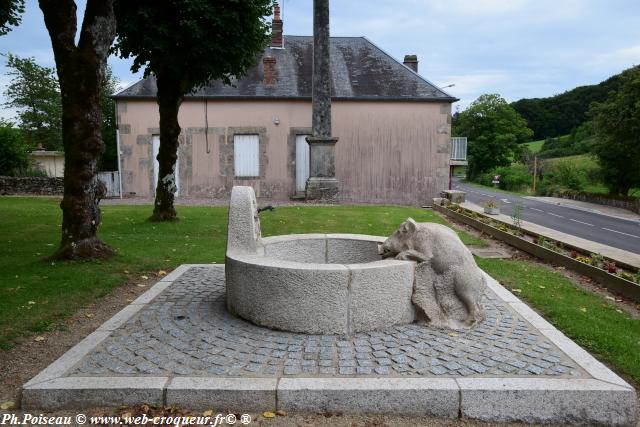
[454,270,485,327]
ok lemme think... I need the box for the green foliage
[0,120,29,175]
[589,66,640,195]
[114,0,274,89]
[98,66,119,171]
[537,158,587,194]
[0,0,24,35]
[475,164,532,192]
[538,134,591,159]
[2,53,62,150]
[454,94,533,179]
[511,67,634,140]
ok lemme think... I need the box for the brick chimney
[263,55,277,86]
[271,3,283,48]
[403,54,418,72]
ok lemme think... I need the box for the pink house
[113,15,458,205]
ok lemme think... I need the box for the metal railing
[450,137,467,161]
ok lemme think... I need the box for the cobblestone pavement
[72,267,584,378]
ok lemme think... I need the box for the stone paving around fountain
[71,266,581,378]
[22,264,638,425]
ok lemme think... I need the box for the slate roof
[113,36,456,102]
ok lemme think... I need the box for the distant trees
[511,68,634,140]
[454,94,533,180]
[114,0,273,221]
[0,121,29,175]
[589,67,640,196]
[3,53,62,150]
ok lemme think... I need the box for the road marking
[547,212,564,218]
[530,208,544,212]
[569,218,594,227]
[602,227,640,239]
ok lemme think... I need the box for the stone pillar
[306,0,339,200]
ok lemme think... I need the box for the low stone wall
[0,176,63,196]
[557,190,640,214]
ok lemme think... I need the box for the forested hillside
[511,66,638,140]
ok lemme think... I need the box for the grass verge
[478,257,640,384]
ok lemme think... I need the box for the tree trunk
[39,0,116,259]
[150,73,184,222]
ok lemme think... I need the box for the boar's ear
[405,217,417,233]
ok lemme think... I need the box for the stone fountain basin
[226,234,417,335]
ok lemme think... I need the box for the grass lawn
[0,197,481,349]
[479,258,640,384]
[523,139,544,154]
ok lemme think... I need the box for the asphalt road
[453,178,640,254]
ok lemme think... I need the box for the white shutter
[295,135,311,191]
[234,135,260,177]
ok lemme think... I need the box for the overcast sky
[1,0,639,119]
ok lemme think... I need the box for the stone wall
[0,176,64,196]
[557,190,640,214]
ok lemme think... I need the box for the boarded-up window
[234,135,259,177]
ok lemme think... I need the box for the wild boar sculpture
[380,218,486,329]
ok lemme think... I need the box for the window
[234,134,259,177]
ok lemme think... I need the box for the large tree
[589,67,640,196]
[3,53,62,150]
[454,93,533,179]
[114,0,273,221]
[38,0,117,259]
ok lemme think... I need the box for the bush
[473,164,532,192]
[538,159,586,195]
[0,122,29,176]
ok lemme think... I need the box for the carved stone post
[306,0,339,200]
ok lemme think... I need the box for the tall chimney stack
[403,54,418,72]
[271,3,283,48]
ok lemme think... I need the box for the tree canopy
[589,67,640,195]
[511,67,634,140]
[114,0,273,87]
[114,0,273,221]
[0,120,29,175]
[3,53,62,150]
[454,93,533,179]
[0,0,24,35]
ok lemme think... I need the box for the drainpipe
[115,101,123,199]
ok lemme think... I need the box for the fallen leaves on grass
[1,401,15,410]
[158,270,167,277]
[34,336,45,342]
[511,288,522,293]
[579,307,587,312]
[262,411,276,418]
